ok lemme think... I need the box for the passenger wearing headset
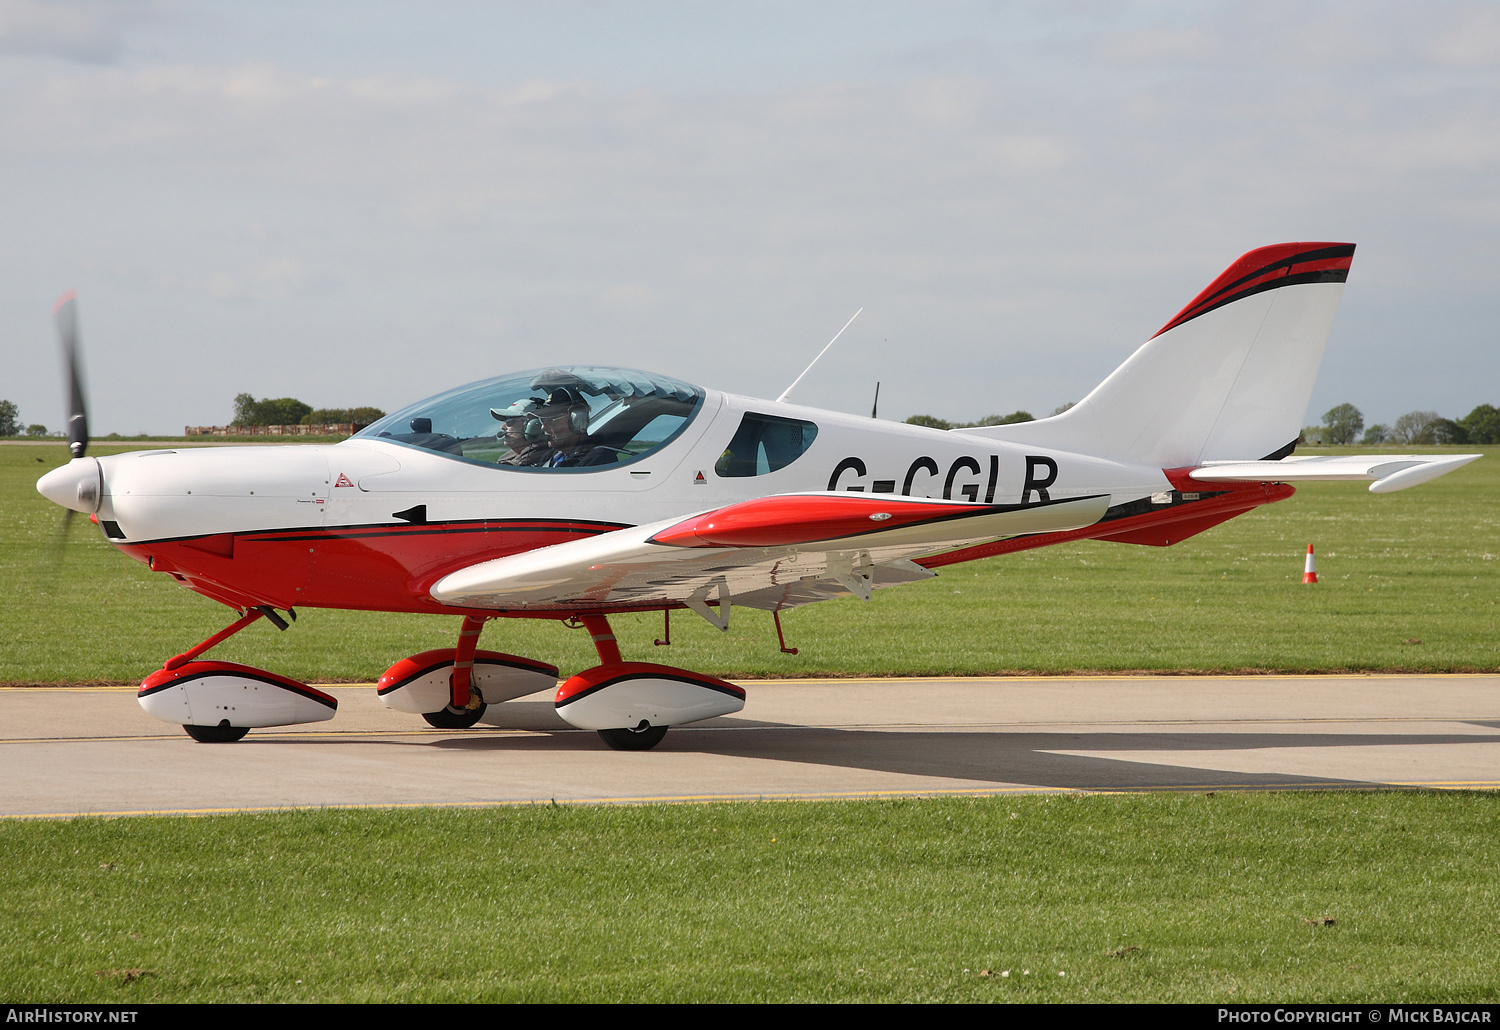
[491,398,552,466]
[535,387,617,467]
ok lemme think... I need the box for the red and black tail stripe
[1154,243,1355,338]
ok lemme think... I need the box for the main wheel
[422,702,487,729]
[597,724,669,751]
[183,721,250,743]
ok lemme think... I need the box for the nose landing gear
[138,609,338,742]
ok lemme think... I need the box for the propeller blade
[52,508,76,565]
[54,292,89,459]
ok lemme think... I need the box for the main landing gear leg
[576,614,669,751]
[553,613,746,750]
[580,613,622,665]
[421,614,489,729]
[375,630,559,727]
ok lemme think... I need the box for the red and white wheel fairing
[139,661,337,729]
[554,662,745,731]
[376,648,560,718]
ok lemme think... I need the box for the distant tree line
[903,402,1075,431]
[901,398,1498,447]
[1309,403,1500,446]
[0,399,54,438]
[232,394,386,429]
[0,394,389,439]
[906,411,1034,430]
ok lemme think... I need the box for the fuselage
[40,369,1202,618]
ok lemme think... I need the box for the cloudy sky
[2,1,1497,435]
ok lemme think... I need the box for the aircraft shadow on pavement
[420,715,1500,792]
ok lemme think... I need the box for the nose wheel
[422,703,488,729]
[183,721,251,744]
[597,723,669,751]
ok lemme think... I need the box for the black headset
[544,388,590,435]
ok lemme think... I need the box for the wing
[430,491,1110,617]
[1189,454,1480,493]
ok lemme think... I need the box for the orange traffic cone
[1303,544,1318,584]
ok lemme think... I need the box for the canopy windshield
[355,367,705,470]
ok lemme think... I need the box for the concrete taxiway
[1,675,1497,817]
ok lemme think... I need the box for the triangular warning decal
[334,473,355,488]
[694,471,706,485]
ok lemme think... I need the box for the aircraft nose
[37,457,103,513]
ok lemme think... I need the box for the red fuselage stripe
[118,519,626,616]
[117,488,1287,618]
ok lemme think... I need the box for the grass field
[3,794,1498,1003]
[2,441,1498,1004]
[3,441,1495,684]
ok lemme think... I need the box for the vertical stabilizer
[956,243,1355,467]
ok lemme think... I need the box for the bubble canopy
[355,367,706,471]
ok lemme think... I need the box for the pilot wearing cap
[535,387,615,467]
[490,398,551,467]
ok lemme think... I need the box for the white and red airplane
[38,243,1480,748]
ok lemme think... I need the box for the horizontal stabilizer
[1189,454,1480,493]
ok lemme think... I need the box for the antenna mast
[776,308,863,404]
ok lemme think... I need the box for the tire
[597,724,669,751]
[183,721,250,743]
[422,703,487,729]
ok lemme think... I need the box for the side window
[715,413,819,478]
